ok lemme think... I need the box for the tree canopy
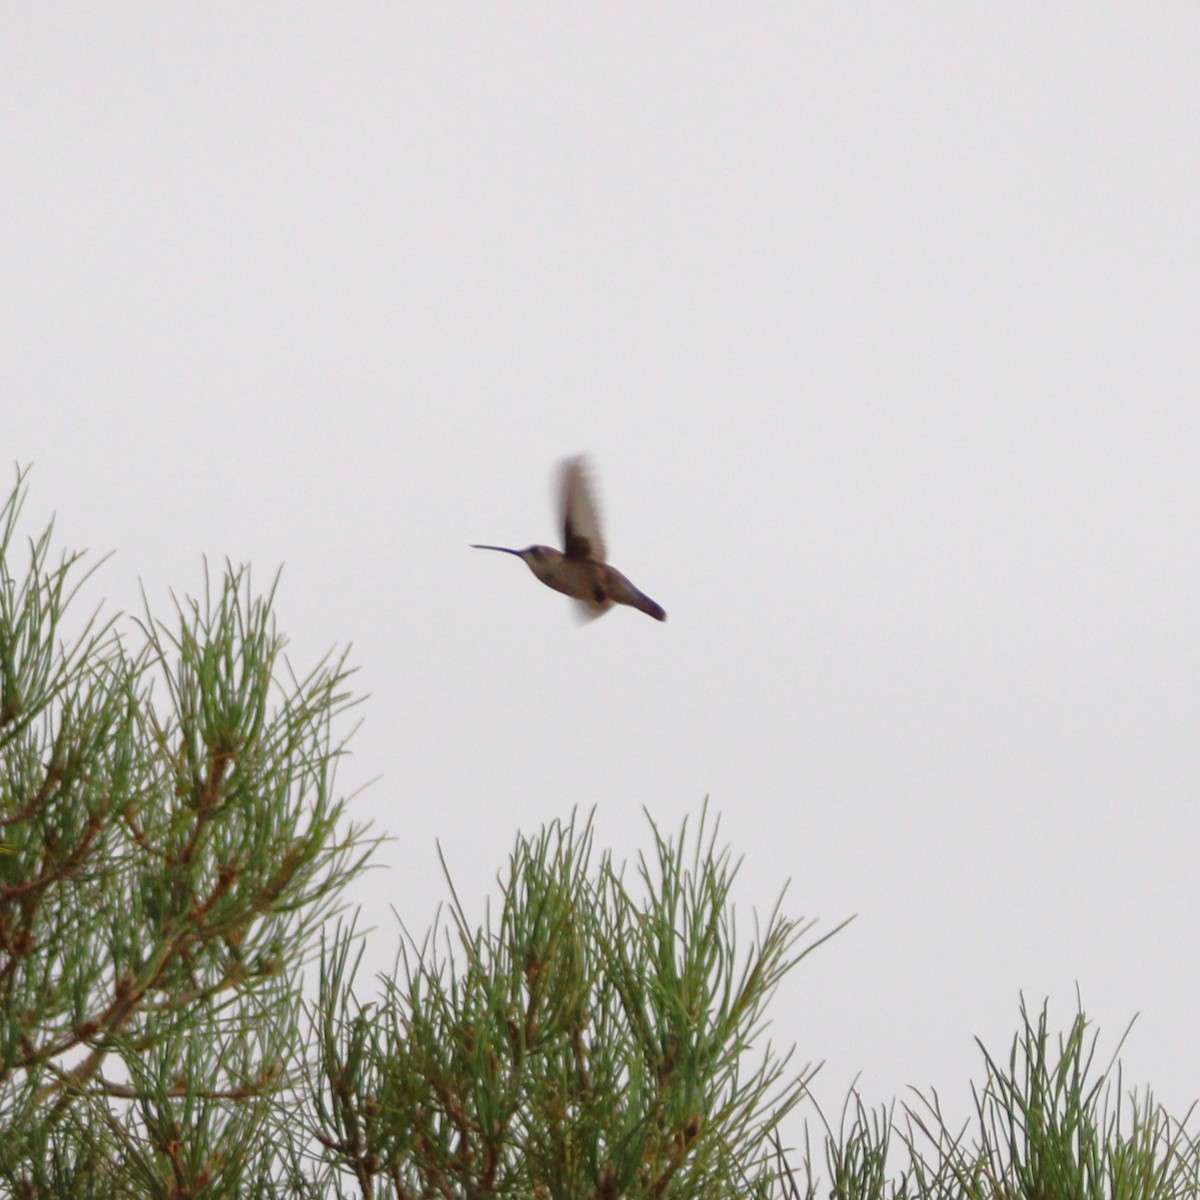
[2,468,1196,1200]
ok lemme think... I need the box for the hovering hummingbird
[472,457,667,622]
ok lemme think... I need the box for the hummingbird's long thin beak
[470,544,523,556]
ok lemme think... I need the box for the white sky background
[6,5,1199,1136]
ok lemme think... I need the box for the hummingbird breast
[527,553,613,613]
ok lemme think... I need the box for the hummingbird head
[471,544,561,581]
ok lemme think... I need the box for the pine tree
[0,470,825,1198]
[7,468,1193,1199]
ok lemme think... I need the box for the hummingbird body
[472,458,667,622]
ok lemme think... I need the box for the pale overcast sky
[6,6,1199,1131]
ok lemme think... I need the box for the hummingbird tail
[632,591,667,622]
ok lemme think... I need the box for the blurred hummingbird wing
[560,456,606,562]
[571,598,607,622]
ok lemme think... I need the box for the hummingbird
[472,457,667,622]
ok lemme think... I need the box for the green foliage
[0,468,373,1195]
[3,467,1197,1199]
[779,999,1200,1200]
[307,811,842,1200]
